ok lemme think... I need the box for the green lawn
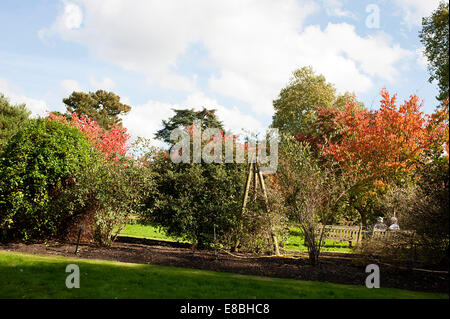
[118,223,181,242]
[0,251,447,299]
[118,224,353,253]
[284,227,352,253]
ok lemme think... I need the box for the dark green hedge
[0,118,99,241]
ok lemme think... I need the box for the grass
[284,227,353,253]
[118,223,182,242]
[117,224,353,253]
[0,251,447,299]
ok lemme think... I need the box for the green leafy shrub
[0,94,31,151]
[143,150,247,249]
[56,155,154,246]
[0,118,100,241]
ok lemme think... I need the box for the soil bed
[1,236,448,294]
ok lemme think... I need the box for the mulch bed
[1,236,448,294]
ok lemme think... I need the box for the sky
[0,0,446,144]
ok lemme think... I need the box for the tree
[54,149,154,246]
[318,90,449,226]
[360,151,449,267]
[404,154,449,266]
[277,136,355,265]
[0,111,152,245]
[155,108,224,145]
[46,113,150,246]
[151,110,287,251]
[62,90,131,129]
[321,89,447,180]
[48,112,130,161]
[272,66,363,137]
[146,113,246,249]
[0,94,31,150]
[145,149,247,249]
[272,66,336,136]
[0,118,100,241]
[419,1,449,102]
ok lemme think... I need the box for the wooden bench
[314,225,415,248]
[315,225,363,247]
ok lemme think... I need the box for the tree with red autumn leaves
[45,111,154,245]
[311,89,448,226]
[319,89,448,182]
[47,111,130,161]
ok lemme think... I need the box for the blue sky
[0,0,445,142]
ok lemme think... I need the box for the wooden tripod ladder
[237,159,280,256]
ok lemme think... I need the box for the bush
[57,156,154,246]
[142,149,247,249]
[357,158,449,267]
[277,136,357,265]
[43,135,155,246]
[0,94,31,151]
[0,118,100,241]
[403,158,449,267]
[357,231,417,266]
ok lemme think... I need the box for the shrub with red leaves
[47,112,129,161]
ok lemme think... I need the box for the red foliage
[318,89,449,180]
[295,133,321,150]
[47,112,129,161]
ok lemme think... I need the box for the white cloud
[89,76,115,91]
[415,47,429,69]
[121,90,265,146]
[315,24,412,82]
[209,23,411,113]
[394,0,444,28]
[0,78,48,118]
[41,0,415,116]
[61,77,116,95]
[62,1,83,29]
[120,96,131,105]
[122,99,176,146]
[183,91,265,134]
[60,79,83,95]
[38,0,83,42]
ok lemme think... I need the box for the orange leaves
[319,89,448,181]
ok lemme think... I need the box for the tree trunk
[360,210,367,228]
[231,237,239,252]
[308,249,319,266]
[303,227,320,266]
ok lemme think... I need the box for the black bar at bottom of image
[3,299,449,318]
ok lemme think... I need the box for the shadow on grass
[116,236,191,249]
[0,251,447,299]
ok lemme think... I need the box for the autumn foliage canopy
[316,89,448,181]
